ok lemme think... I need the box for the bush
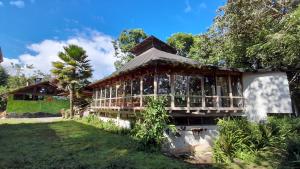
[213,116,300,167]
[131,97,176,151]
[78,114,129,135]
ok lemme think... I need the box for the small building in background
[6,79,69,117]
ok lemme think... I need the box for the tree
[209,0,299,69]
[167,33,194,57]
[52,44,92,118]
[113,29,148,69]
[0,66,8,86]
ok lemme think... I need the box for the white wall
[243,71,292,122]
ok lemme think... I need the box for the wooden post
[187,76,190,113]
[201,77,205,108]
[95,89,98,108]
[154,74,158,98]
[140,76,143,107]
[100,88,102,108]
[109,86,112,107]
[170,74,175,109]
[228,75,233,108]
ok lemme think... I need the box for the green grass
[0,119,196,169]
[6,95,69,114]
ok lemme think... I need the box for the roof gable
[130,35,177,56]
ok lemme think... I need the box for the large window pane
[132,79,140,96]
[105,86,110,98]
[111,85,116,98]
[125,81,131,96]
[117,83,123,97]
[189,76,202,96]
[175,75,187,95]
[158,74,171,94]
[216,76,229,96]
[143,74,154,95]
[204,76,216,96]
[231,76,243,96]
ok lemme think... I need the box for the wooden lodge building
[88,36,293,126]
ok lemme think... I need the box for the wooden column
[109,86,112,107]
[201,77,205,108]
[170,74,175,109]
[95,89,98,108]
[140,76,143,107]
[154,74,158,98]
[187,76,190,113]
[228,75,233,108]
[99,88,102,108]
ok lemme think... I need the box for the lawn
[0,119,197,169]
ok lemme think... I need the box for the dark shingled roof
[88,36,243,88]
[88,48,205,87]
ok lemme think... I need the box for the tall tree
[209,0,299,69]
[167,33,194,57]
[52,44,92,118]
[0,65,8,86]
[113,29,148,69]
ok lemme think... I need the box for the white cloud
[184,0,191,13]
[9,0,25,8]
[0,1,3,6]
[1,30,116,80]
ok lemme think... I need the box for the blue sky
[0,0,225,78]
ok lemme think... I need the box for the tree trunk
[69,85,74,118]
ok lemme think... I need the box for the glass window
[105,86,110,98]
[204,76,216,96]
[231,76,243,97]
[117,83,123,97]
[111,85,116,98]
[216,76,229,96]
[175,75,187,95]
[132,79,140,96]
[158,74,171,94]
[101,88,105,99]
[97,89,101,99]
[143,74,154,95]
[125,81,131,96]
[189,76,202,96]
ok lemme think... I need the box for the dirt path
[0,117,63,124]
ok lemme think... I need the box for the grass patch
[6,95,69,114]
[0,119,196,169]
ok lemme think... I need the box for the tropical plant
[132,97,176,150]
[167,33,194,57]
[52,44,92,118]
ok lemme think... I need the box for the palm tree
[52,44,92,118]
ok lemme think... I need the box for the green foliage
[113,29,148,69]
[52,44,92,118]
[6,95,69,114]
[213,117,300,168]
[0,65,8,86]
[78,114,129,135]
[167,33,194,57]
[132,97,176,150]
[7,75,27,90]
[0,119,196,169]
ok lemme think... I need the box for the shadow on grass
[0,120,203,169]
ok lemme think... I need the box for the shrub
[131,97,176,151]
[78,114,129,135]
[213,116,300,167]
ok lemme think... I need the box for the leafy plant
[132,97,176,150]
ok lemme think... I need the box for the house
[87,36,293,153]
[6,79,69,117]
